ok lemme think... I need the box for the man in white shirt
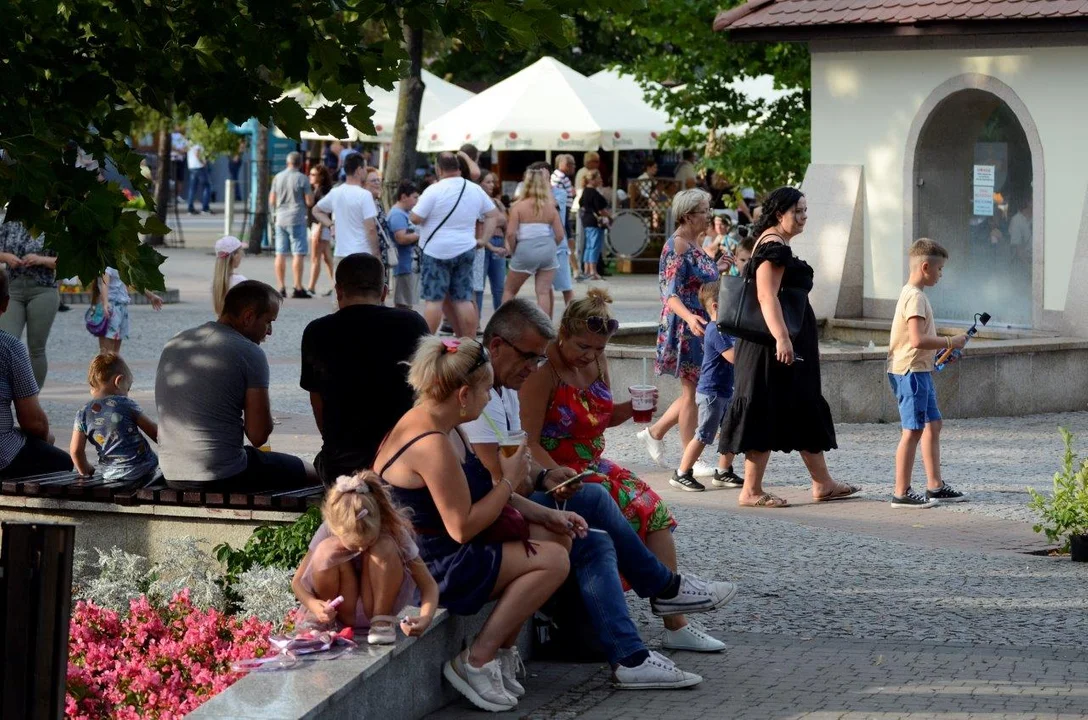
[186,142,211,215]
[674,151,697,190]
[312,153,379,263]
[410,152,502,337]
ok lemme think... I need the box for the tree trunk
[248,122,269,254]
[147,119,172,246]
[384,23,424,207]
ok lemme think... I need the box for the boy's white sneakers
[443,649,517,712]
[612,651,703,689]
[662,624,727,652]
[636,428,667,466]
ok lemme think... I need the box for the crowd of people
[0,141,979,712]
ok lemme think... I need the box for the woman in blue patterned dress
[636,190,720,471]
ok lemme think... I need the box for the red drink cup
[629,385,656,423]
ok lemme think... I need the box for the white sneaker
[636,428,666,467]
[612,650,702,689]
[366,615,397,645]
[691,460,716,478]
[662,624,726,652]
[651,575,738,617]
[495,647,526,698]
[443,649,517,712]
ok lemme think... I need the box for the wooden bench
[0,470,324,512]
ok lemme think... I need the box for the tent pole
[545,150,552,165]
[611,149,619,212]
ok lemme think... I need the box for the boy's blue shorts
[887,371,941,431]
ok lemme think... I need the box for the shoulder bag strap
[421,179,468,251]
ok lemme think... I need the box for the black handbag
[717,245,807,346]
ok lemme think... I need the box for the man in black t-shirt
[301,253,429,485]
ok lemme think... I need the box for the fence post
[0,522,76,720]
[224,180,235,238]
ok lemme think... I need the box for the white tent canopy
[588,68,795,136]
[286,70,475,143]
[418,57,669,153]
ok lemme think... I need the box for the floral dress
[539,367,675,538]
[655,234,720,382]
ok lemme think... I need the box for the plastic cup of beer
[497,430,526,458]
[629,385,657,424]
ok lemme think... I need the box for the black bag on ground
[717,253,806,346]
[531,574,608,663]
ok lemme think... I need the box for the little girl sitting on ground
[70,353,160,486]
[212,235,247,316]
[292,471,439,645]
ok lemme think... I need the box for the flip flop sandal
[814,483,861,502]
[740,492,789,508]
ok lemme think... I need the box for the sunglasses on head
[586,316,619,335]
[442,338,491,375]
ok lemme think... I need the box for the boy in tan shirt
[886,239,968,508]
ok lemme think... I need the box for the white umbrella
[360,70,475,143]
[418,57,668,153]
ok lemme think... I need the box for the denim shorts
[887,371,942,431]
[420,249,475,302]
[695,391,731,445]
[552,246,573,292]
[275,224,309,255]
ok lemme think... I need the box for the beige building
[717,0,1088,334]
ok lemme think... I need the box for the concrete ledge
[0,497,299,562]
[188,605,530,720]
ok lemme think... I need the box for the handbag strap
[421,179,467,251]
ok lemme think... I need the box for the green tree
[4,0,586,290]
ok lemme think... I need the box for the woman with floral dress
[636,190,720,481]
[519,288,727,653]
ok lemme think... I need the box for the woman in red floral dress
[520,288,726,652]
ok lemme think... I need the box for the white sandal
[367,615,397,645]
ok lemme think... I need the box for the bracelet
[501,477,515,494]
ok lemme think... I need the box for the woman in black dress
[718,187,859,508]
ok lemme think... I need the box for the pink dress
[298,523,419,629]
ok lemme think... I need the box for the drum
[606,210,651,259]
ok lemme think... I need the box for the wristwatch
[535,468,550,492]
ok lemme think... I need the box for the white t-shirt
[414,177,493,260]
[314,184,378,257]
[229,273,246,288]
[1009,212,1032,246]
[186,145,205,170]
[462,387,521,444]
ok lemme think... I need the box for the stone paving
[30,248,1088,719]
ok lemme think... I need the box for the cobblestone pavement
[37,249,1088,719]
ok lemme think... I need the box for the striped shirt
[550,169,574,202]
[0,331,39,469]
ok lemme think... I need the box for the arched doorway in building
[908,77,1042,327]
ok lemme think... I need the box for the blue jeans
[187,166,210,212]
[531,483,672,664]
[476,237,506,314]
[583,227,604,265]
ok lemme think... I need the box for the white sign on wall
[973,185,994,216]
[973,165,996,187]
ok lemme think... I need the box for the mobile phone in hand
[546,470,594,494]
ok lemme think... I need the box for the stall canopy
[418,57,669,153]
[287,70,475,143]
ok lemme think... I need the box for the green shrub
[214,506,322,587]
[1028,427,1088,551]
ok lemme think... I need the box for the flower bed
[66,589,273,719]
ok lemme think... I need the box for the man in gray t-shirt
[269,151,313,299]
[155,280,317,491]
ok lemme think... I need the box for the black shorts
[166,446,309,493]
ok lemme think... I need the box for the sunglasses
[467,343,491,374]
[586,316,619,335]
[498,336,548,369]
